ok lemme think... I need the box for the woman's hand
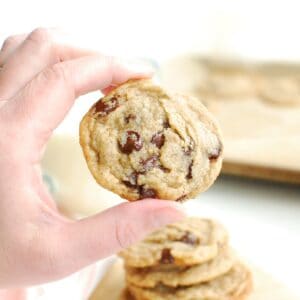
[0,28,184,288]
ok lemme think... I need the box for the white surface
[1,0,300,62]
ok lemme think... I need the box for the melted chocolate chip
[151,132,165,148]
[138,186,158,199]
[186,161,193,179]
[123,171,139,188]
[208,145,222,161]
[125,114,136,123]
[160,248,174,264]
[184,147,193,156]
[176,194,187,202]
[163,120,170,128]
[140,155,170,173]
[184,140,195,156]
[119,131,143,154]
[159,165,171,173]
[95,97,119,116]
[179,232,198,245]
[141,155,159,172]
[125,290,136,300]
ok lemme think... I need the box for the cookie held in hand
[80,79,222,201]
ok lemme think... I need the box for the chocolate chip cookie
[119,217,228,268]
[125,246,235,288]
[119,289,134,300]
[80,79,222,201]
[127,263,252,300]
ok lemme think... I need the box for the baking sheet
[161,56,300,184]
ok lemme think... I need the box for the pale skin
[0,28,184,291]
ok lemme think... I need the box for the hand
[0,28,184,288]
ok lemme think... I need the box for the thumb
[55,200,185,277]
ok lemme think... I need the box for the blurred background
[1,0,300,297]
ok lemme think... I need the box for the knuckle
[23,228,62,278]
[1,35,19,51]
[30,250,58,278]
[115,220,138,249]
[27,27,52,47]
[41,63,68,84]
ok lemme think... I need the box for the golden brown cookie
[119,289,135,300]
[80,79,222,201]
[119,217,228,268]
[125,246,235,288]
[127,263,252,300]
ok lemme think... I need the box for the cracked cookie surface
[80,79,222,201]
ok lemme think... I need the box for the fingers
[0,28,98,101]
[0,33,26,64]
[4,54,153,160]
[55,200,185,277]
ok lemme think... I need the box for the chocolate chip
[125,114,136,123]
[179,232,198,245]
[151,131,165,148]
[138,186,158,199]
[163,120,170,128]
[119,131,143,154]
[208,145,222,161]
[95,96,119,116]
[140,156,170,173]
[184,147,193,156]
[176,194,187,202]
[125,290,136,300]
[160,249,174,264]
[186,161,193,179]
[184,140,195,155]
[159,165,171,173]
[140,155,159,172]
[123,171,139,188]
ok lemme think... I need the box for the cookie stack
[119,217,252,300]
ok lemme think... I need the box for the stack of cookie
[119,217,252,300]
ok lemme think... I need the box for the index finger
[0,28,99,102]
[2,55,153,160]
